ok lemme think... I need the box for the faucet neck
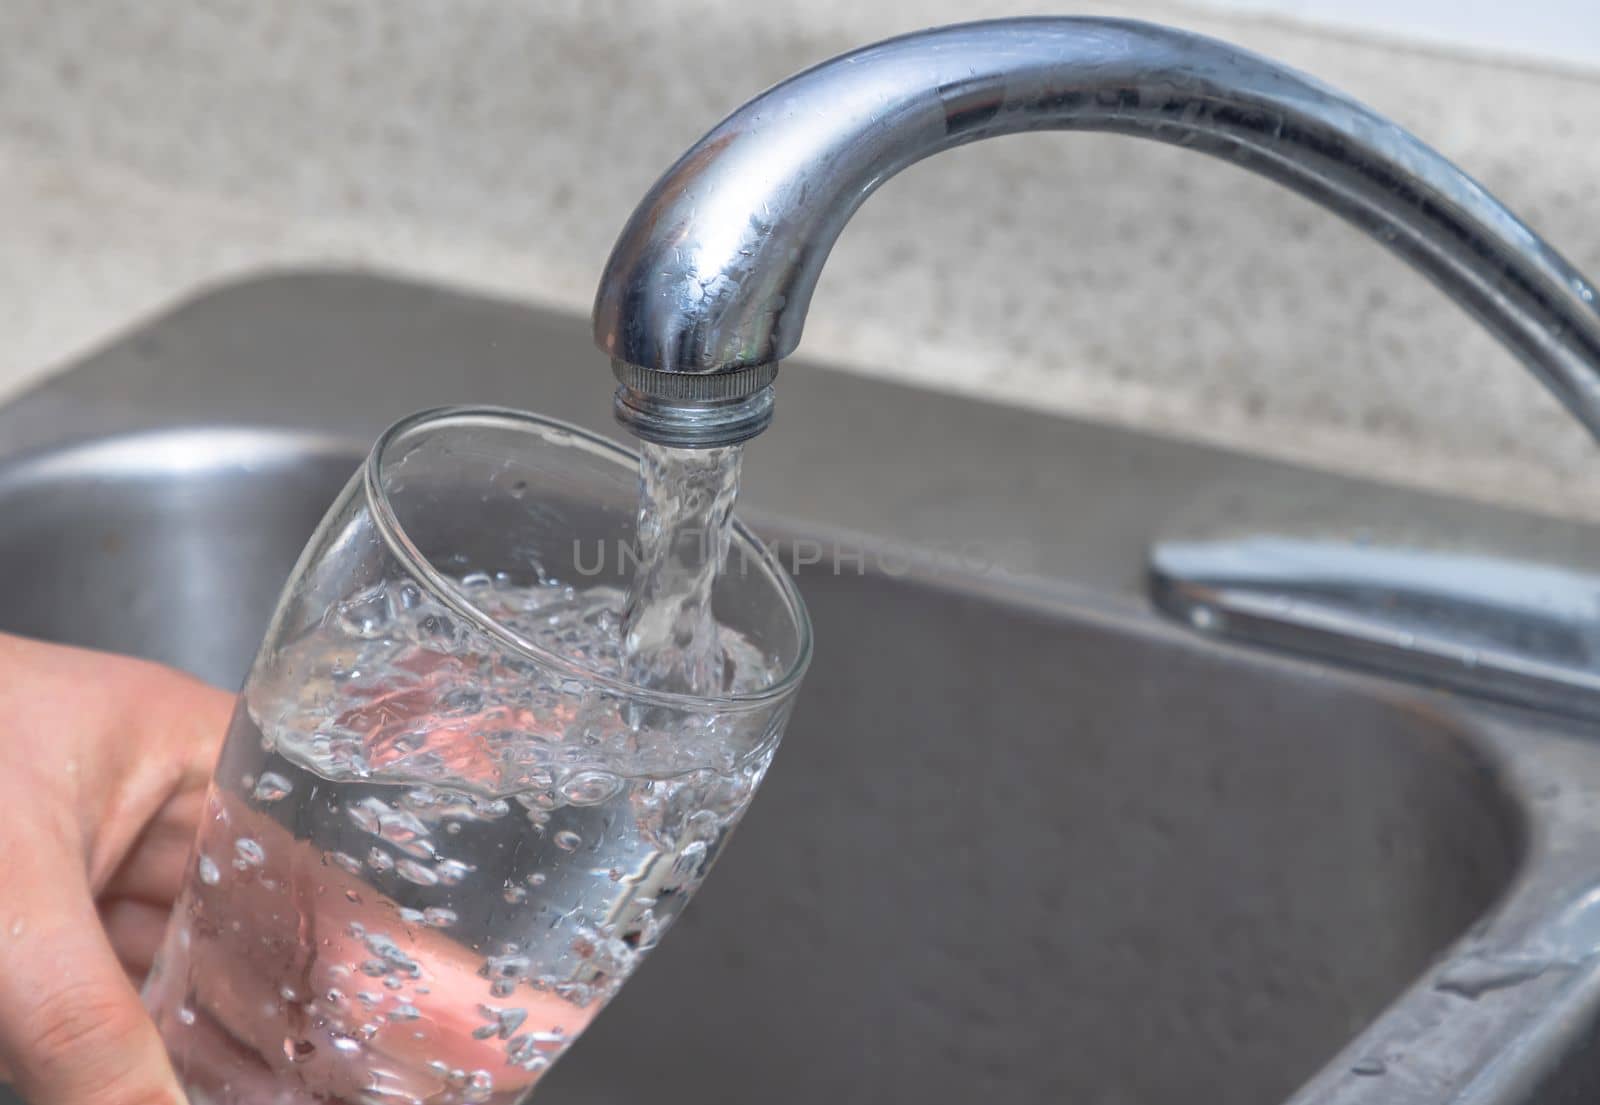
[594,17,1600,449]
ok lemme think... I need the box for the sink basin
[0,426,1520,1104]
[0,429,356,687]
[4,271,1600,1104]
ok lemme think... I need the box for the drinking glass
[142,406,811,1105]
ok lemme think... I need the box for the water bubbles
[197,855,221,885]
[420,608,462,643]
[474,1005,527,1040]
[251,772,293,803]
[505,1026,564,1070]
[257,565,779,798]
[368,847,395,873]
[163,566,777,1091]
[553,980,595,1005]
[481,952,531,982]
[376,809,422,844]
[434,858,475,885]
[392,581,423,610]
[673,839,709,878]
[377,807,436,859]
[401,786,444,812]
[394,835,437,860]
[560,770,623,806]
[462,1070,494,1104]
[396,858,439,886]
[398,904,457,928]
[349,797,388,835]
[334,585,396,639]
[364,932,422,979]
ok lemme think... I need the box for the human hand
[0,633,232,1105]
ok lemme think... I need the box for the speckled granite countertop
[3,1,1598,516]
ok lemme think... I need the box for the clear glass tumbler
[142,407,811,1105]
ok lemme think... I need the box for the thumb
[0,847,183,1105]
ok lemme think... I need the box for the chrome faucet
[592,16,1600,450]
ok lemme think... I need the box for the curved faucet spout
[593,16,1600,448]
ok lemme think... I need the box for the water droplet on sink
[1434,954,1557,999]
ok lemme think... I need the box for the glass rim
[363,405,812,713]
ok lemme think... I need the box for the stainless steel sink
[6,271,1600,1104]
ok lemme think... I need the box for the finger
[102,787,208,907]
[85,671,232,893]
[101,899,172,980]
[0,854,184,1105]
